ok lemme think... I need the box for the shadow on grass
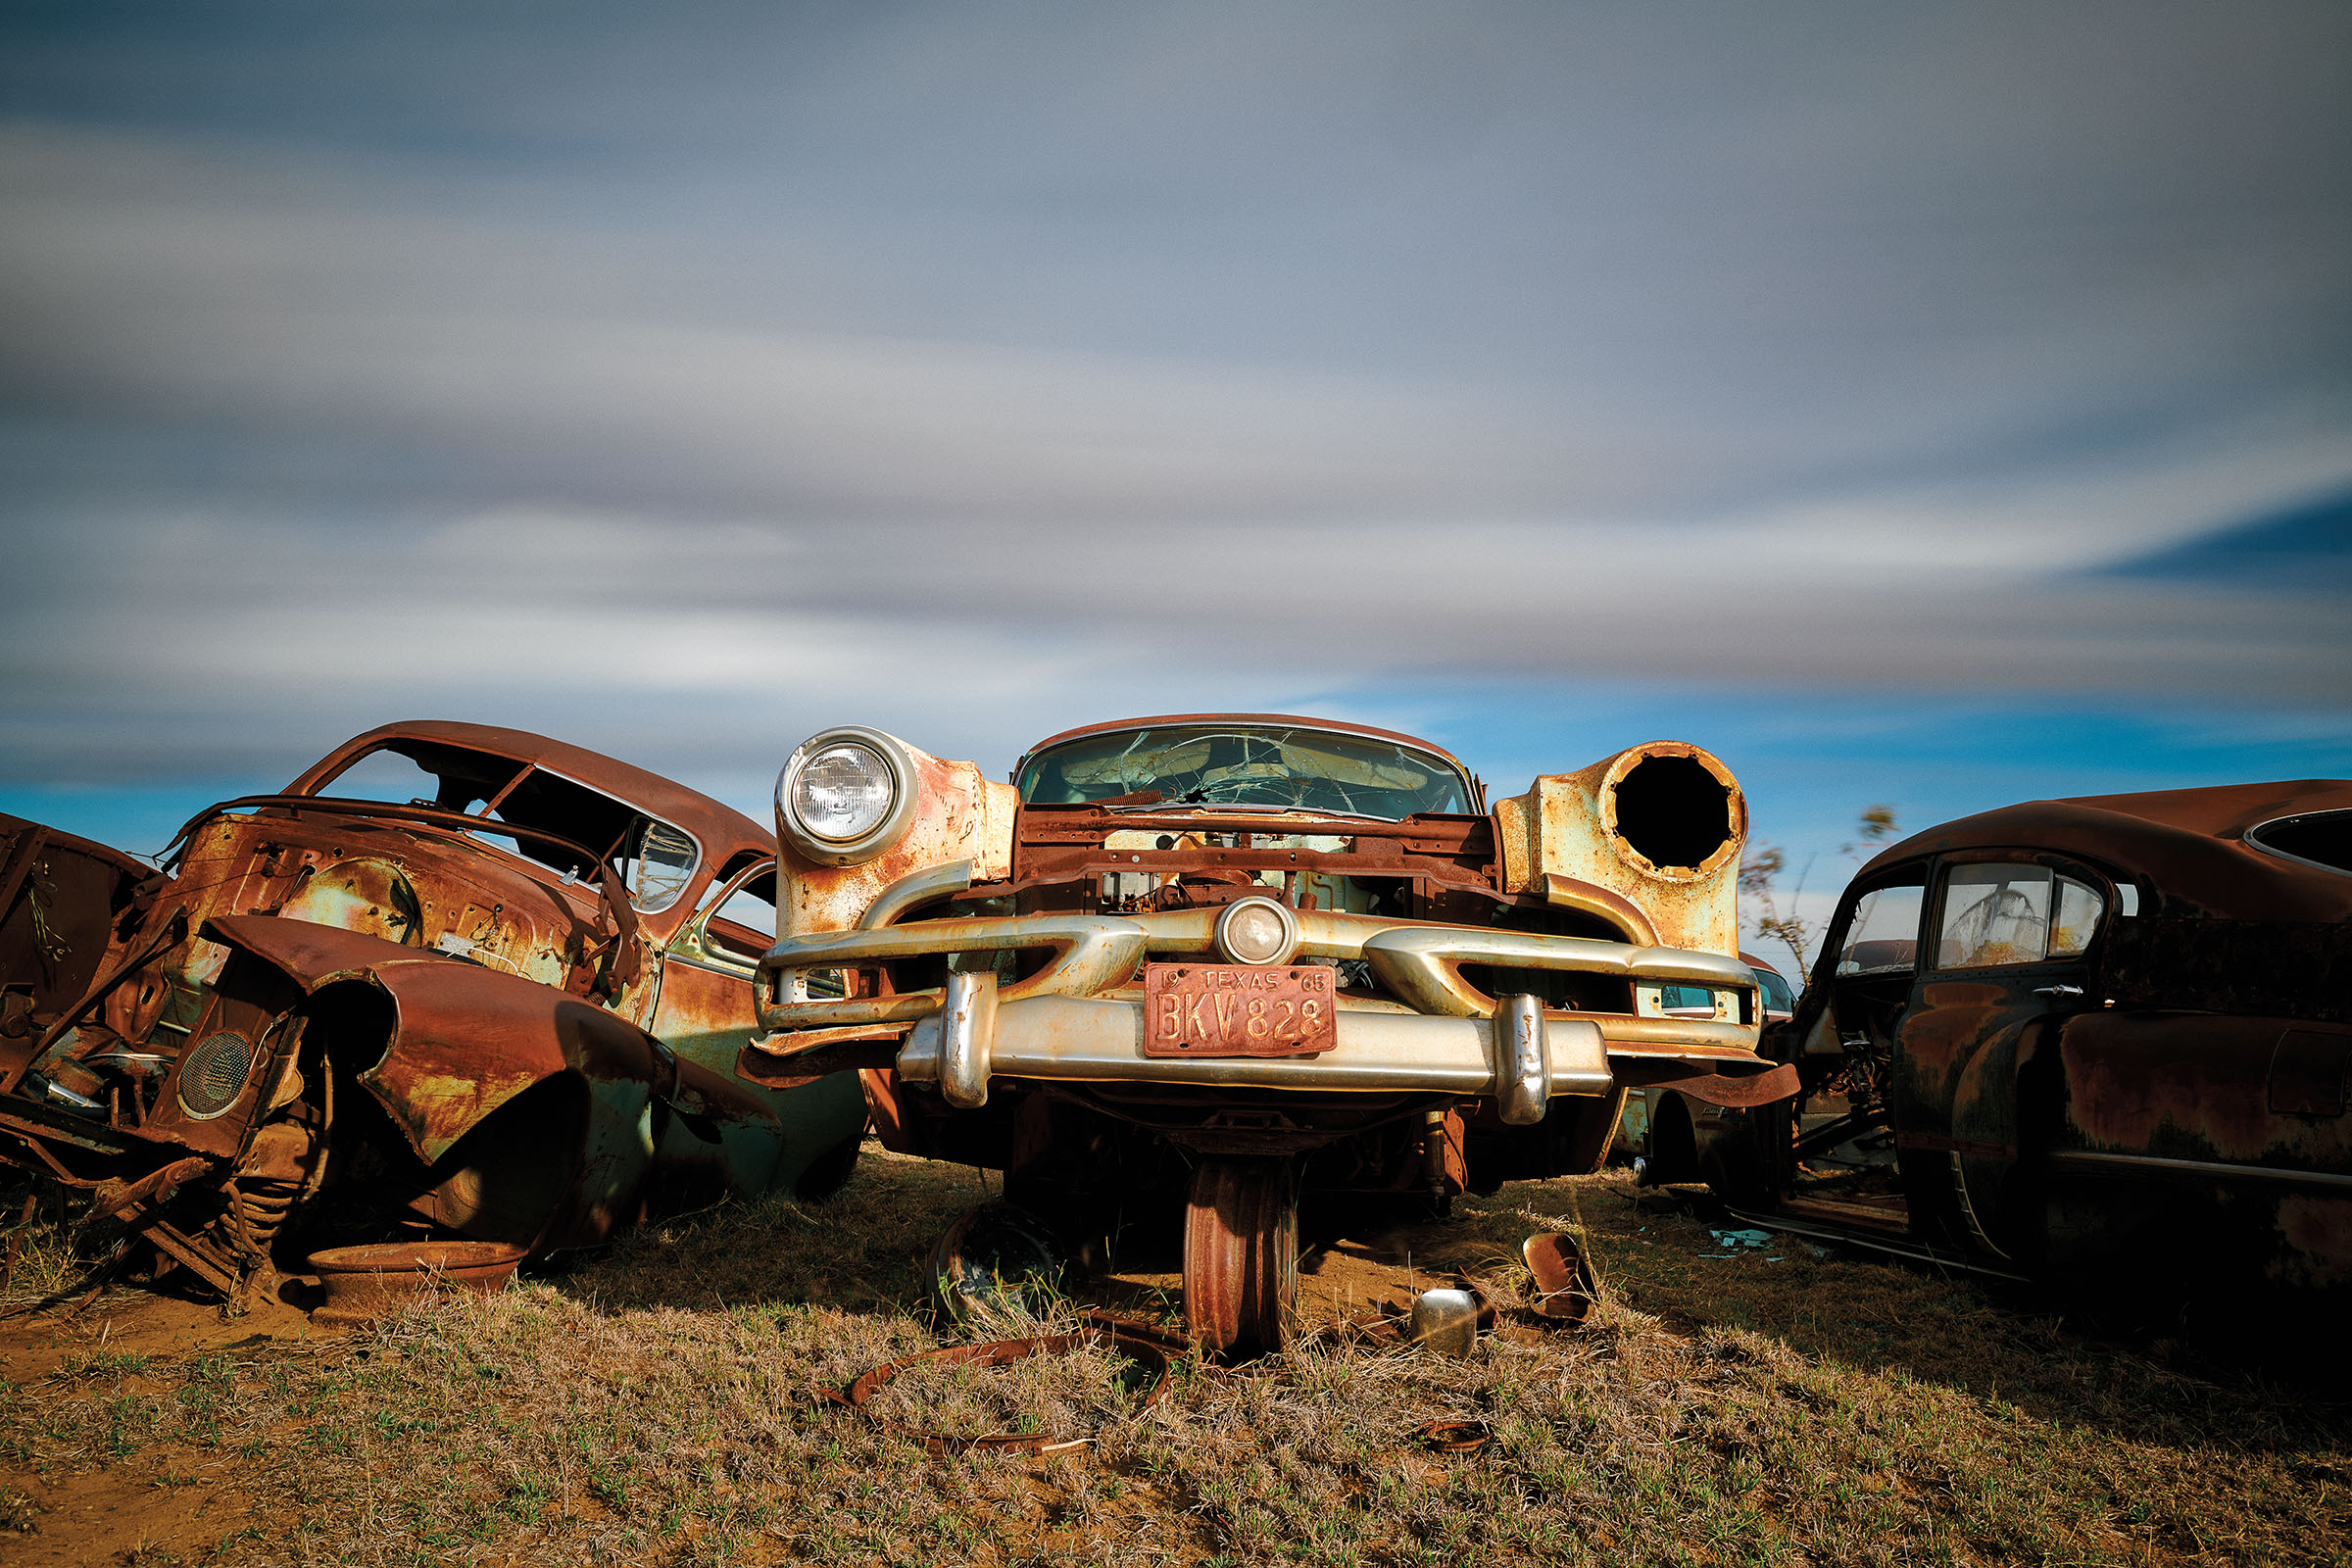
[1470,1168,2351,1458]
[535,1144,990,1316]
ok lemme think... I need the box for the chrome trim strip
[1361,925,1757,1018]
[860,859,974,930]
[755,913,1149,1030]
[2049,1148,2352,1190]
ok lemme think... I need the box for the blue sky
[2,2,2347,953]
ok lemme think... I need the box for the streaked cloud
[1,1,2347,850]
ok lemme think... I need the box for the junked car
[1682,780,2352,1317]
[740,713,1792,1353]
[0,721,867,1303]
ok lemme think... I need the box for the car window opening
[1836,877,1928,975]
[311,741,700,909]
[2247,809,2352,876]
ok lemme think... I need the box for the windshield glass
[1016,724,1471,819]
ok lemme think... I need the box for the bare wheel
[1183,1156,1298,1358]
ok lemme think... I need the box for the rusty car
[738,713,1792,1353]
[1669,779,2352,1320]
[0,721,868,1304]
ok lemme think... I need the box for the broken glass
[1016,725,1471,820]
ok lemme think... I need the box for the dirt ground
[0,1205,1492,1565]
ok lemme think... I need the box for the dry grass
[1,1147,2347,1566]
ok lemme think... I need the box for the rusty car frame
[1669,778,2352,1320]
[0,720,867,1304]
[738,713,1791,1354]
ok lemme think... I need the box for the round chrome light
[776,726,918,866]
[1214,895,1300,966]
[792,742,894,842]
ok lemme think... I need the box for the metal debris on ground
[1409,1419,1491,1454]
[1702,1222,1768,1250]
[1522,1232,1597,1325]
[927,1200,1070,1327]
[1408,1287,1481,1356]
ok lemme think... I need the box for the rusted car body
[1682,780,2352,1317]
[740,713,1789,1352]
[0,721,866,1301]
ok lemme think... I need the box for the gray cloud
[2,1,2349,796]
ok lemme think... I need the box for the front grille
[176,1030,255,1119]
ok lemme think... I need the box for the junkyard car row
[3,713,2344,1349]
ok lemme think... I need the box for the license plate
[1141,962,1337,1057]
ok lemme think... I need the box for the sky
[2,2,2348,957]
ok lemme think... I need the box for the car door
[1762,864,1930,1227]
[1891,854,2113,1263]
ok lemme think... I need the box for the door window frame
[1922,849,2128,977]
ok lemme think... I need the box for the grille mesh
[177,1031,255,1118]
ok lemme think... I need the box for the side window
[2049,875,2107,957]
[1835,875,1927,975]
[1937,863,2051,967]
[624,819,701,912]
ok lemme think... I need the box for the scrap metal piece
[928,1200,1068,1326]
[1410,1419,1492,1454]
[1408,1288,1480,1356]
[308,1240,525,1328]
[1523,1232,1596,1326]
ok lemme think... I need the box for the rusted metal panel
[1491,742,1745,955]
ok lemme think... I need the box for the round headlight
[776,726,919,866]
[792,742,895,843]
[1214,895,1299,966]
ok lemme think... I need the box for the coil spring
[231,1181,302,1253]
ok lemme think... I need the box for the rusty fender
[204,915,775,1163]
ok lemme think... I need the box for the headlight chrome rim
[1213,895,1300,966]
[776,725,918,866]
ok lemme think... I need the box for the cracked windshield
[1016,725,1471,819]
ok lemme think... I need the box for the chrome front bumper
[899,980,1616,1123]
[752,907,1763,1123]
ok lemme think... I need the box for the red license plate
[1141,962,1337,1057]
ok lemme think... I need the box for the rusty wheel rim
[1183,1156,1298,1359]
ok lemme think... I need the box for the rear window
[2247,810,2352,877]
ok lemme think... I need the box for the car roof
[1017,712,1473,776]
[287,720,773,859]
[1857,779,2352,922]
